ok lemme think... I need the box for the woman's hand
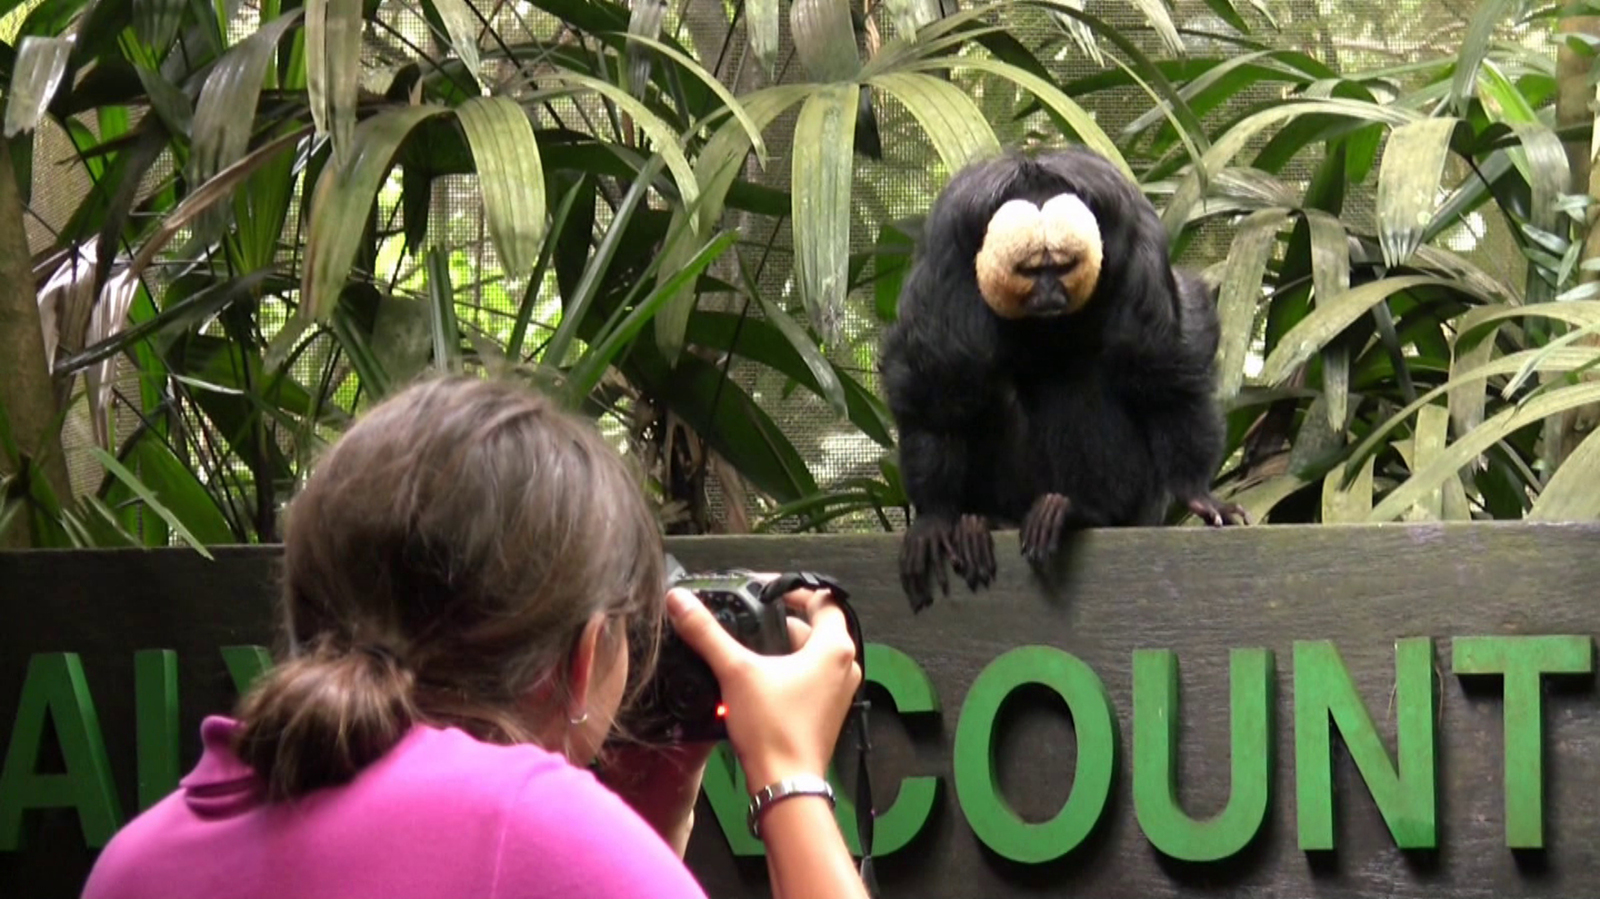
[596,741,714,857]
[665,583,862,794]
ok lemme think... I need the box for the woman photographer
[82,375,871,899]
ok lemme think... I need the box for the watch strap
[746,774,836,839]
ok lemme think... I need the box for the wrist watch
[746,774,836,839]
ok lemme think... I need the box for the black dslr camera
[619,555,841,745]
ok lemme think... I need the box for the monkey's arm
[881,317,999,612]
[1113,276,1246,526]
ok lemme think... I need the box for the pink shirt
[81,716,711,899]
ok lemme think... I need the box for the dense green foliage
[0,0,1595,550]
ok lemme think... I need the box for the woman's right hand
[664,583,862,793]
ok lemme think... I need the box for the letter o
[952,645,1117,864]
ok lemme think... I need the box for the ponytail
[232,636,418,801]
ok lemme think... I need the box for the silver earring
[569,709,589,726]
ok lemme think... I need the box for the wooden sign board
[2,522,1599,898]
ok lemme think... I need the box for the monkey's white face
[974,193,1105,319]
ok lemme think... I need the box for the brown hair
[232,375,666,800]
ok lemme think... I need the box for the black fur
[879,147,1244,613]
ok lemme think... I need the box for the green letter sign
[1452,635,1594,848]
[134,649,180,810]
[953,645,1116,864]
[1294,638,1437,850]
[699,642,942,857]
[1134,648,1272,861]
[0,653,123,850]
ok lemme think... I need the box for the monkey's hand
[900,513,996,613]
[1184,494,1251,527]
[1020,493,1073,567]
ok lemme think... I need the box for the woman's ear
[565,611,611,715]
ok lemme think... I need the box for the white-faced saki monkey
[880,147,1248,613]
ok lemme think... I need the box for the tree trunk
[0,136,71,547]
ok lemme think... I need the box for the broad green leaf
[1163,99,1419,239]
[53,269,281,374]
[873,219,916,322]
[790,0,862,81]
[1223,473,1309,525]
[424,245,461,372]
[1375,117,1461,269]
[189,9,304,237]
[306,0,362,167]
[1121,51,1309,141]
[1449,0,1517,115]
[628,351,820,503]
[131,60,193,137]
[748,0,780,77]
[1367,382,1600,522]
[868,72,1000,172]
[329,287,395,400]
[1260,275,1493,385]
[424,0,486,93]
[544,156,667,369]
[564,230,739,404]
[3,36,70,137]
[624,0,667,97]
[123,127,307,292]
[1129,0,1184,56]
[232,122,301,273]
[1347,347,1600,480]
[299,105,449,325]
[118,433,236,545]
[792,83,860,345]
[1199,0,1251,36]
[1504,315,1600,398]
[1024,0,1208,151]
[1477,61,1568,242]
[1215,208,1288,399]
[684,312,896,447]
[544,72,700,219]
[1044,1,1106,68]
[1285,393,1343,479]
[1529,427,1600,520]
[455,96,546,280]
[1449,302,1600,435]
[1321,453,1375,523]
[901,56,1131,182]
[89,447,215,559]
[737,257,850,418]
[653,85,811,362]
[621,33,769,162]
[84,272,144,451]
[508,178,586,360]
[133,0,184,56]
[1304,208,1351,429]
[883,0,946,39]
[1404,403,1470,521]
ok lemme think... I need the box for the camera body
[621,556,792,744]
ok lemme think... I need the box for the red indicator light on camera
[716,703,728,718]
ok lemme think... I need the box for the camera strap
[760,571,879,898]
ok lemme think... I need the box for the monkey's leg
[900,515,955,613]
[949,514,996,591]
[1019,493,1110,566]
[1184,494,1250,527]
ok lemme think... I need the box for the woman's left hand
[597,741,716,857]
